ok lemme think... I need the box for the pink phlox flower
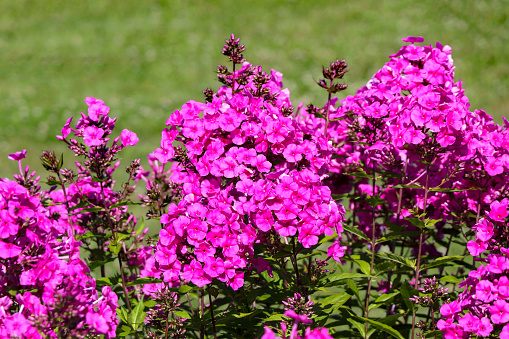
[274,220,297,237]
[485,157,504,176]
[274,200,300,220]
[498,276,509,298]
[252,154,272,173]
[82,126,105,146]
[182,119,205,140]
[458,313,480,332]
[85,97,104,106]
[501,324,509,339]
[204,256,225,278]
[166,109,183,126]
[0,215,18,239]
[283,144,303,163]
[440,300,462,317]
[488,200,508,222]
[327,240,345,261]
[424,59,446,85]
[402,36,424,43]
[86,312,109,334]
[475,317,493,337]
[488,254,509,274]
[298,223,321,248]
[120,129,139,147]
[228,271,244,290]
[0,240,22,258]
[437,131,456,147]
[153,141,175,164]
[475,280,497,303]
[467,239,487,256]
[489,300,509,324]
[204,140,225,160]
[276,175,298,199]
[404,127,426,144]
[255,209,274,232]
[8,149,27,161]
[284,310,313,324]
[410,107,429,127]
[88,103,110,121]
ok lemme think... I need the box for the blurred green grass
[0,0,507,178]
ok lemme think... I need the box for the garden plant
[0,35,508,339]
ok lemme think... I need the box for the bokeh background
[1,0,508,178]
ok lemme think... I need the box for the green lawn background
[1,0,507,178]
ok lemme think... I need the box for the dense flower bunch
[0,174,117,338]
[145,45,346,290]
[438,199,509,338]
[3,34,508,339]
[304,37,478,238]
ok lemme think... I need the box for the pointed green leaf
[320,292,352,306]
[343,224,370,241]
[352,316,405,339]
[376,252,415,269]
[130,299,145,330]
[421,255,465,270]
[400,281,417,313]
[327,272,372,282]
[440,275,461,284]
[126,277,162,287]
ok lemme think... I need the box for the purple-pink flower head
[402,36,424,43]
[83,126,105,146]
[120,129,139,147]
[8,149,27,161]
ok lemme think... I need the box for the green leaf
[70,206,104,215]
[353,259,371,275]
[126,277,162,287]
[400,281,417,313]
[178,284,193,294]
[367,195,385,207]
[429,187,471,192]
[110,201,141,208]
[440,275,461,284]
[264,313,285,322]
[343,224,370,241]
[174,310,191,319]
[320,292,352,306]
[421,255,465,270]
[391,184,424,189]
[404,217,425,229]
[375,291,400,303]
[327,273,372,282]
[376,252,416,269]
[373,262,396,276]
[233,310,260,318]
[130,299,145,330]
[376,231,420,244]
[117,306,129,324]
[424,218,442,228]
[352,316,405,339]
[347,318,366,338]
[88,257,115,271]
[96,277,112,287]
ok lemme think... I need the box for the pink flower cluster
[142,61,345,291]
[438,199,509,338]
[261,310,333,339]
[0,179,117,338]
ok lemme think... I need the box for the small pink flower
[120,129,139,147]
[8,149,27,161]
[0,240,22,258]
[83,126,105,146]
